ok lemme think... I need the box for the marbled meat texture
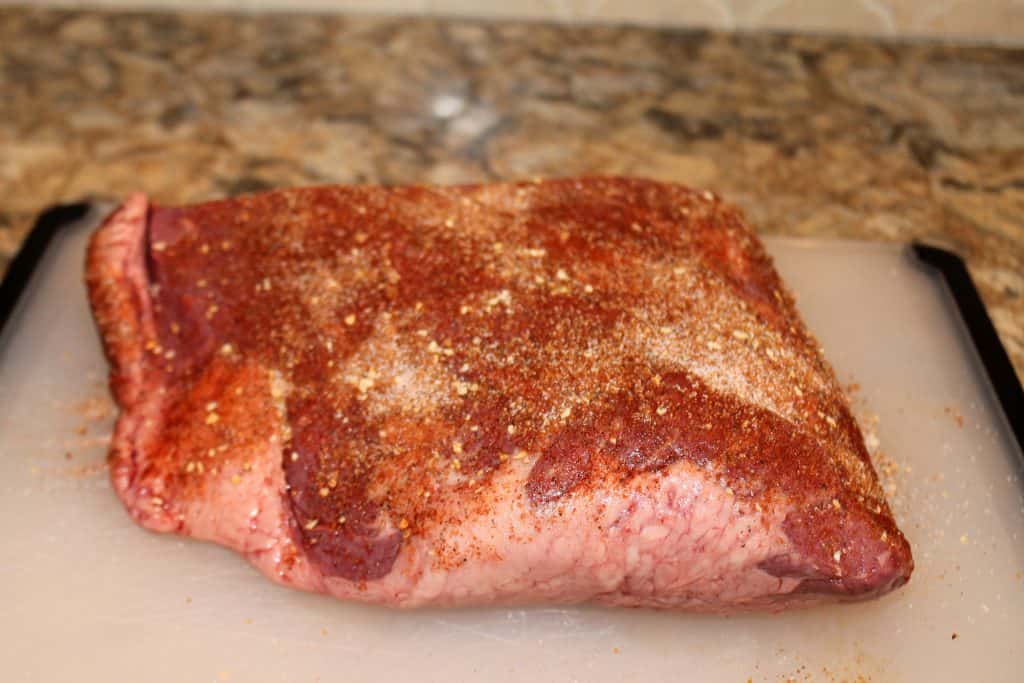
[86,177,912,611]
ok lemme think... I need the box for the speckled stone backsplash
[0,8,1022,376]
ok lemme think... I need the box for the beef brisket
[86,178,912,610]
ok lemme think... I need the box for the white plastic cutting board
[1,207,1021,682]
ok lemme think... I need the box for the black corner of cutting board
[0,202,91,338]
[912,242,1024,458]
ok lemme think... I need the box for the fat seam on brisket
[85,177,912,611]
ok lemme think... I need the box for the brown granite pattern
[0,8,1022,377]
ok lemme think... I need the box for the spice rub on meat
[86,177,912,610]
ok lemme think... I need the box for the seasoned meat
[85,178,912,610]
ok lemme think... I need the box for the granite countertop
[1,8,1022,377]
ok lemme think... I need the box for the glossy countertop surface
[1,8,1021,376]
